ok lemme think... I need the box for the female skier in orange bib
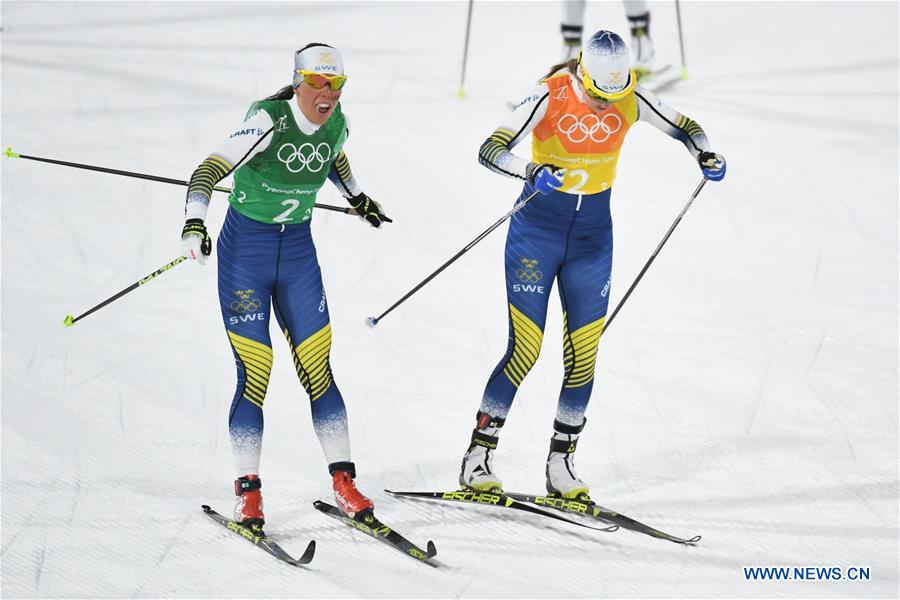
[459,30,725,499]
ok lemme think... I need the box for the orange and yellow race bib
[532,74,638,194]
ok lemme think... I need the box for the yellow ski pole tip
[5,147,20,158]
[457,88,466,99]
[63,315,75,327]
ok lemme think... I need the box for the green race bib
[229,100,347,224]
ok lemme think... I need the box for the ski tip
[365,316,378,328]
[426,540,437,559]
[686,535,701,544]
[201,504,212,513]
[293,540,317,565]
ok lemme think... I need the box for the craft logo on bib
[277,142,332,173]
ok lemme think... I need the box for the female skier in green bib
[179,43,389,529]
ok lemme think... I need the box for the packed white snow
[2,1,897,597]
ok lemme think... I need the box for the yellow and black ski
[313,500,438,567]
[201,505,316,566]
[505,492,701,544]
[384,489,618,533]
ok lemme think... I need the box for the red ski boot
[234,474,265,530]
[332,471,373,518]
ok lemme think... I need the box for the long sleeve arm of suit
[634,86,712,160]
[478,84,551,182]
[184,110,274,221]
[326,122,362,200]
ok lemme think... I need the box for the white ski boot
[459,412,505,492]
[545,419,590,500]
[628,12,656,80]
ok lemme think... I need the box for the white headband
[292,44,344,88]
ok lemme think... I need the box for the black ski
[201,505,316,566]
[384,489,618,533]
[312,500,438,567]
[505,492,701,544]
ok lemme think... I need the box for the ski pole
[674,0,688,80]
[600,178,707,338]
[367,189,541,327]
[63,256,186,327]
[458,0,475,98]
[4,147,352,215]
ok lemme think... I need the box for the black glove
[181,218,212,265]
[348,193,392,228]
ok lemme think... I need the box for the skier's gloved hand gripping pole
[3,147,353,215]
[366,166,563,328]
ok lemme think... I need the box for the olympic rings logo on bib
[277,142,332,173]
[557,113,621,143]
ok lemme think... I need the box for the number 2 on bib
[273,198,301,223]
[566,169,589,194]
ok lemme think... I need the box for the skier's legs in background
[560,0,586,62]
[559,0,655,76]
[624,0,655,75]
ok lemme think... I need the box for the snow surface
[1,1,898,598]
